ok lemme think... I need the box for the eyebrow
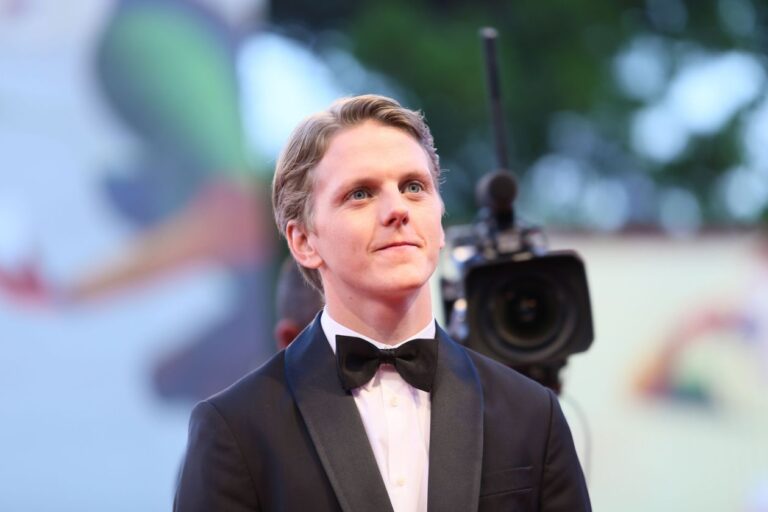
[331,170,434,202]
[342,170,433,190]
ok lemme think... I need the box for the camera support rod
[478,27,517,231]
[480,27,510,172]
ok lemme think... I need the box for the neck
[324,285,433,345]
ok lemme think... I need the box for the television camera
[442,28,594,394]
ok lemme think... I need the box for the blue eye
[349,189,370,200]
[405,181,424,193]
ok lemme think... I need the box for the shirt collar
[321,306,436,354]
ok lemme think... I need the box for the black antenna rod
[480,27,511,172]
[476,27,517,227]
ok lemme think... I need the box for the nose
[381,189,409,227]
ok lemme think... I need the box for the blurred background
[1,0,767,510]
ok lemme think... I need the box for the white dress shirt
[321,308,433,512]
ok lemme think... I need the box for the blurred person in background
[274,257,324,350]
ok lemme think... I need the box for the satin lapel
[427,326,484,512]
[285,316,394,512]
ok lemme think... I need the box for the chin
[372,274,431,298]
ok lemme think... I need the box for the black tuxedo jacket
[175,316,591,511]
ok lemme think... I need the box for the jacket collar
[428,325,484,512]
[285,315,484,512]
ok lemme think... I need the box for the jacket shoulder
[204,349,290,418]
[462,345,553,407]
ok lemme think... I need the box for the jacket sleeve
[174,400,260,512]
[539,390,592,512]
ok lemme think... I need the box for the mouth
[375,241,420,251]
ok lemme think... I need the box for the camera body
[442,219,594,392]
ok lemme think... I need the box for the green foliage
[272,0,768,227]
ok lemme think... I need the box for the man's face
[294,120,444,303]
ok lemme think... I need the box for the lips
[375,241,420,251]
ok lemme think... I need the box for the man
[175,95,591,511]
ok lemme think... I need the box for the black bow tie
[335,335,438,392]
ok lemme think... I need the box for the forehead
[312,120,432,192]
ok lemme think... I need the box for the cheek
[426,209,445,247]
[318,217,368,257]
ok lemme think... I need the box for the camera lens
[490,276,564,351]
[460,251,593,367]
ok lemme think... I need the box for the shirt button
[389,396,399,407]
[395,477,406,487]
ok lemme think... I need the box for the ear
[439,224,446,250]
[286,220,323,270]
[274,319,302,350]
[438,198,446,250]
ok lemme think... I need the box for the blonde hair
[272,94,441,291]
